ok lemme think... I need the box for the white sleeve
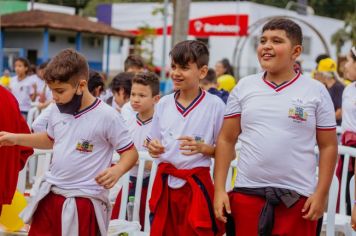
[213,101,225,143]
[46,105,55,141]
[316,85,337,130]
[146,102,162,143]
[224,83,241,119]
[107,112,134,154]
[32,104,53,133]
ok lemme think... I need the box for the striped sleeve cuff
[316,125,336,131]
[47,134,54,141]
[116,142,134,154]
[224,112,241,119]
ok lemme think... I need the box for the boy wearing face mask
[0,49,139,236]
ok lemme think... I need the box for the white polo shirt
[225,72,336,196]
[45,99,134,195]
[341,82,356,133]
[10,76,35,112]
[126,113,152,178]
[148,89,225,188]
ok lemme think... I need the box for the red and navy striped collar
[262,70,301,92]
[136,113,153,126]
[174,89,206,117]
[74,98,101,119]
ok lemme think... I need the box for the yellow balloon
[0,191,27,232]
[217,74,236,92]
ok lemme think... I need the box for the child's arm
[302,129,337,221]
[214,117,241,223]
[95,146,139,189]
[0,131,54,149]
[178,136,215,156]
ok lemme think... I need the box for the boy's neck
[178,87,201,105]
[138,108,154,121]
[79,90,96,111]
[265,68,298,85]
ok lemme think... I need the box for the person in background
[215,58,236,92]
[9,57,36,118]
[315,58,344,126]
[108,72,134,113]
[200,68,229,104]
[124,54,145,73]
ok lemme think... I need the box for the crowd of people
[0,17,355,236]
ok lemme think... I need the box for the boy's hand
[302,191,326,221]
[0,131,18,147]
[214,190,231,223]
[351,207,356,231]
[146,139,165,158]
[95,165,122,189]
[178,136,202,155]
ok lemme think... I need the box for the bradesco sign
[154,14,249,37]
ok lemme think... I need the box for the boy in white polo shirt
[0,48,138,236]
[147,40,225,235]
[214,18,338,236]
[111,72,160,227]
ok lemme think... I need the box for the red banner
[130,14,249,37]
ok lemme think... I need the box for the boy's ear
[153,94,160,103]
[292,45,303,60]
[199,65,209,80]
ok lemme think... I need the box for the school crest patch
[76,139,94,152]
[288,104,308,122]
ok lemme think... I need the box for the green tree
[331,12,356,55]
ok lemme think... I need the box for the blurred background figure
[215,58,236,92]
[0,69,11,89]
[315,58,344,125]
[200,68,229,104]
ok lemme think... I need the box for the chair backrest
[26,106,40,127]
[350,175,355,207]
[325,175,339,236]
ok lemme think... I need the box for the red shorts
[229,192,317,236]
[29,192,98,236]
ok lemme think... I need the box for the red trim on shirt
[174,89,206,117]
[47,134,54,141]
[262,71,301,92]
[224,113,241,119]
[117,142,134,154]
[74,99,101,119]
[316,127,336,131]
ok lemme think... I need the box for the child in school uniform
[213,18,338,236]
[147,40,225,236]
[9,58,36,118]
[111,72,160,228]
[0,48,138,236]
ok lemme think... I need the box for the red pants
[29,192,98,236]
[229,192,317,236]
[159,184,216,236]
[111,182,148,229]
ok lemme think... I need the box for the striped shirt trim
[74,99,101,119]
[47,134,54,141]
[117,142,134,154]
[262,71,301,92]
[136,114,153,126]
[316,126,337,131]
[224,113,241,119]
[174,89,206,117]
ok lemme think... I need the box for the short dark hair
[170,40,209,68]
[38,61,49,70]
[111,72,134,98]
[88,70,104,94]
[201,68,217,84]
[14,57,30,75]
[262,18,303,46]
[315,54,330,64]
[132,72,160,96]
[44,48,89,85]
[124,54,145,72]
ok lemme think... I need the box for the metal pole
[105,35,111,78]
[76,32,82,52]
[160,0,169,80]
[31,0,35,11]
[43,28,49,62]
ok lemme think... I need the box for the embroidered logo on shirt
[288,106,308,122]
[194,135,205,143]
[76,139,94,152]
